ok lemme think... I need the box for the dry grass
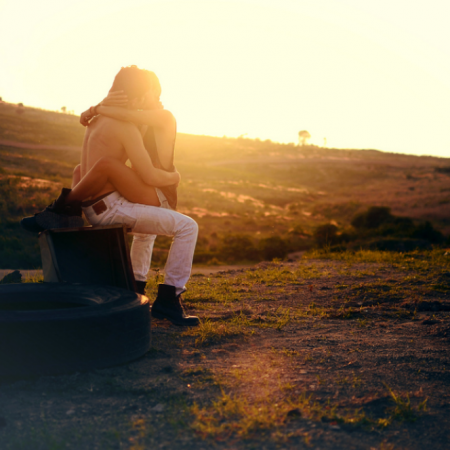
[2,102,450,268]
[3,251,449,449]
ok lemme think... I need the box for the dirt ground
[1,251,449,449]
[0,265,253,283]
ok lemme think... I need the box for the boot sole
[35,211,84,230]
[151,309,200,327]
[20,217,44,234]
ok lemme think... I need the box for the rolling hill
[1,101,449,268]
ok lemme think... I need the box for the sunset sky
[0,0,449,157]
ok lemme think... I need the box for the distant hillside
[0,102,84,146]
[1,102,449,269]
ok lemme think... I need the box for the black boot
[21,188,84,233]
[135,281,147,296]
[151,284,200,326]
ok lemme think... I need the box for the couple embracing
[21,65,199,327]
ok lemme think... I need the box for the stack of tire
[0,283,150,377]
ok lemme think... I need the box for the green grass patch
[183,316,253,347]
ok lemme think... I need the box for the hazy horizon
[2,99,449,160]
[1,0,449,158]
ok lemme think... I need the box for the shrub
[378,217,415,238]
[349,206,445,246]
[351,206,392,229]
[193,251,220,264]
[313,224,339,248]
[288,225,304,236]
[435,167,450,175]
[0,224,41,269]
[411,221,444,244]
[0,236,22,251]
[365,238,432,252]
[258,236,288,260]
[219,234,259,261]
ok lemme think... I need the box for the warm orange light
[1,0,449,156]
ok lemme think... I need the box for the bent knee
[182,216,198,235]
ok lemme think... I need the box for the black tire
[0,283,151,377]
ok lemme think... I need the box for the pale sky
[0,0,449,156]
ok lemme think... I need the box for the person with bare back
[21,66,199,326]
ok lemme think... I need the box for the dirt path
[1,252,449,449]
[0,265,253,282]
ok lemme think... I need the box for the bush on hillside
[351,206,392,229]
[347,238,433,252]
[377,217,415,238]
[310,206,446,253]
[411,221,445,244]
[350,206,444,243]
[435,167,450,175]
[219,233,259,261]
[313,224,339,248]
[258,236,288,260]
[0,222,42,269]
[0,178,61,269]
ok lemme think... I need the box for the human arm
[80,104,174,129]
[96,105,174,129]
[97,99,177,169]
[79,91,128,127]
[95,90,174,128]
[139,125,148,138]
[119,124,179,187]
[79,90,175,129]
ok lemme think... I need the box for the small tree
[61,106,67,113]
[313,224,338,248]
[298,130,311,146]
[258,236,288,260]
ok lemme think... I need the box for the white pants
[82,191,198,294]
[131,187,172,283]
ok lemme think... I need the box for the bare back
[77,104,179,204]
[81,116,133,198]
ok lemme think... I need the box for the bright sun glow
[0,0,449,156]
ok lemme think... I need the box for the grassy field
[1,101,449,269]
[1,250,449,449]
[1,102,450,448]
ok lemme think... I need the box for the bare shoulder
[160,109,176,122]
[149,109,176,129]
[163,110,177,129]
